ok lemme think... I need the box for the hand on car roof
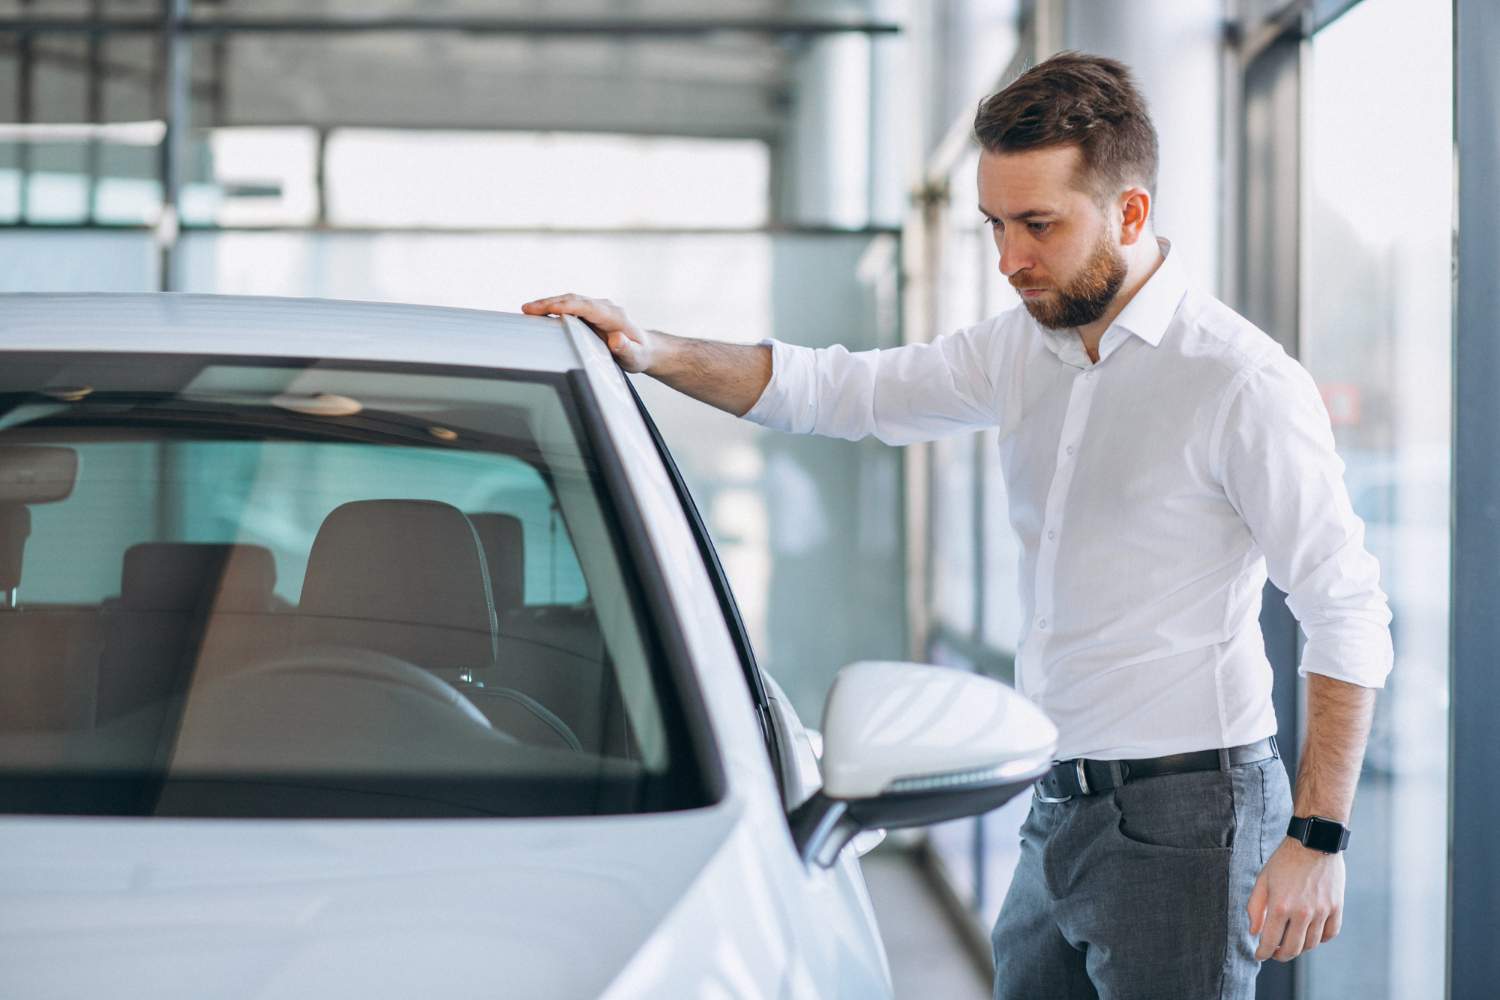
[522,294,656,374]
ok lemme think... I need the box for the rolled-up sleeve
[742,321,1004,445]
[1214,355,1394,688]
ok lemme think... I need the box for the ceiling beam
[0,14,902,39]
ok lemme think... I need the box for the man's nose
[997,232,1031,278]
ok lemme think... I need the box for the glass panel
[0,355,705,817]
[716,232,904,719]
[0,30,167,226]
[1299,1,1452,996]
[917,0,1023,152]
[980,427,1024,654]
[0,231,157,290]
[0,28,171,225]
[924,138,1035,927]
[21,439,586,610]
[0,1,153,16]
[928,147,987,638]
[178,127,319,227]
[1,30,780,227]
[23,34,89,224]
[325,130,769,229]
[98,32,165,228]
[0,130,166,228]
[173,228,905,725]
[929,432,976,634]
[208,31,788,147]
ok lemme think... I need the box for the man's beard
[1016,235,1128,330]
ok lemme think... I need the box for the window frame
[0,349,727,817]
[618,375,789,807]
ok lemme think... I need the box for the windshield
[0,352,714,817]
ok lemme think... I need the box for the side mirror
[789,661,1057,868]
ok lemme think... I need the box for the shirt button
[1065,445,1076,456]
[1084,370,1095,380]
[1047,530,1057,541]
[1037,619,1048,630]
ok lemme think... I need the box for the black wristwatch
[1287,815,1351,853]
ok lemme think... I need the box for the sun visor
[0,446,79,504]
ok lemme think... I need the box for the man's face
[976,145,1127,330]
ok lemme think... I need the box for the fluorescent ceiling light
[0,121,167,146]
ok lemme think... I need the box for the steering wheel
[222,645,495,727]
[200,646,584,752]
[169,645,518,773]
[244,649,587,751]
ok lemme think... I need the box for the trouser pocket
[1109,767,1236,853]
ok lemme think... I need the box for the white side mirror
[790,661,1057,868]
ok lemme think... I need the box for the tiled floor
[860,846,991,1000]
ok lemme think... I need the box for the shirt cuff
[1295,620,1395,689]
[741,338,818,433]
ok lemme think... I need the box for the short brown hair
[973,51,1159,202]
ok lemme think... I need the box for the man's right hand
[522,292,772,417]
[521,294,659,374]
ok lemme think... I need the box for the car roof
[0,293,582,372]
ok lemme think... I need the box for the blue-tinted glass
[1300,0,1452,995]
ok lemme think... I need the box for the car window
[23,440,590,609]
[0,352,713,818]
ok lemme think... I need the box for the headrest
[299,500,497,649]
[121,542,277,612]
[467,513,525,613]
[0,503,31,592]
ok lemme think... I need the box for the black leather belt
[1033,736,1279,803]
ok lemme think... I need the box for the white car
[0,293,1057,1000]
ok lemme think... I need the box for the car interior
[1,491,631,751]
[0,360,700,816]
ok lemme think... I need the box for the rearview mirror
[0,446,78,504]
[789,661,1056,868]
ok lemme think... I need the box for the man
[523,51,1391,1000]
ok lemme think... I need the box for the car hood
[0,803,750,1000]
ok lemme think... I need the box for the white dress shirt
[743,240,1393,760]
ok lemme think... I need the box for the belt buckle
[1033,759,1086,804]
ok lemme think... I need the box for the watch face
[1304,817,1347,853]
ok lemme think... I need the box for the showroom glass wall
[0,6,910,728]
[910,1,1462,996]
[1296,1,1452,996]
[911,0,1231,944]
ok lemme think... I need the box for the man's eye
[1028,222,1052,234]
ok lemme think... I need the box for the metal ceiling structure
[0,0,907,282]
[0,0,900,138]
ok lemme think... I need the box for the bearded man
[524,51,1391,1000]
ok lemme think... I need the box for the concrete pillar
[773,33,873,228]
[1060,0,1224,293]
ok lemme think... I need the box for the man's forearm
[647,330,773,418]
[1292,673,1377,822]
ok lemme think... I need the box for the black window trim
[563,370,729,807]
[617,376,791,805]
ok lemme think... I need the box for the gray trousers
[991,756,1293,1000]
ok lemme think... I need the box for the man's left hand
[1248,838,1346,962]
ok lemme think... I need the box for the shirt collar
[1036,237,1188,365]
[1110,237,1187,349]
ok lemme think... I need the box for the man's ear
[1118,186,1151,246]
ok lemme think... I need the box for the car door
[624,382,892,996]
